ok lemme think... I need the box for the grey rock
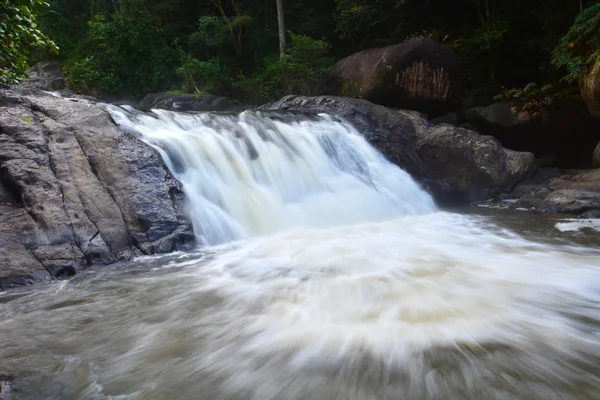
[463,102,529,129]
[416,126,536,203]
[263,95,536,204]
[509,168,600,214]
[594,142,600,168]
[429,112,461,126]
[138,93,241,112]
[18,61,66,92]
[0,92,194,290]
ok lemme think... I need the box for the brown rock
[325,38,464,116]
[580,58,600,120]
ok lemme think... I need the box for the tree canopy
[3,0,600,103]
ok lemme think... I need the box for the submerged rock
[0,91,194,290]
[263,95,536,204]
[325,38,464,117]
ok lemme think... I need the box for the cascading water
[3,101,600,400]
[107,106,436,244]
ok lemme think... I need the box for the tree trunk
[276,0,285,59]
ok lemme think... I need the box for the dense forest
[3,0,600,106]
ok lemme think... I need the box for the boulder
[325,38,464,117]
[18,60,66,92]
[263,95,536,204]
[0,91,194,290]
[416,126,536,203]
[505,168,600,214]
[594,142,600,168]
[462,98,600,169]
[580,57,600,120]
[138,93,242,112]
[463,102,530,129]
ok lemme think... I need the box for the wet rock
[416,126,536,203]
[0,375,13,399]
[509,168,600,214]
[0,91,194,290]
[138,93,242,112]
[325,38,464,117]
[263,95,536,204]
[55,265,77,279]
[262,95,432,180]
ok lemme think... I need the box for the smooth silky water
[1,107,600,400]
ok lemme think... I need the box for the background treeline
[15,0,600,103]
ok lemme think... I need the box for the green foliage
[334,0,408,47]
[27,0,593,104]
[0,0,57,85]
[494,82,559,117]
[237,33,334,98]
[553,4,600,82]
[176,54,230,95]
[65,0,177,95]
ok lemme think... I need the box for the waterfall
[108,106,436,245]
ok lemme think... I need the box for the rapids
[1,106,600,400]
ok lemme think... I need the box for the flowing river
[1,108,600,400]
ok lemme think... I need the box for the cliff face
[0,92,194,290]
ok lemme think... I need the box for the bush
[64,0,177,96]
[237,32,334,98]
[494,83,559,117]
[553,4,600,82]
[176,55,230,95]
[0,0,57,85]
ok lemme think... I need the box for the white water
[107,106,436,244]
[2,105,600,399]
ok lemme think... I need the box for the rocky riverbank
[1,86,599,290]
[0,90,194,290]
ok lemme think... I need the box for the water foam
[107,107,436,244]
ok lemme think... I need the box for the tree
[0,0,57,85]
[276,0,285,59]
[553,3,600,82]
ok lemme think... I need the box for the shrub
[494,83,559,117]
[65,0,177,96]
[553,4,600,82]
[0,0,57,85]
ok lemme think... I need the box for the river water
[1,107,600,399]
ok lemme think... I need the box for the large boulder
[325,38,464,117]
[416,126,536,203]
[263,95,535,204]
[0,92,194,290]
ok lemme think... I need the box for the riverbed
[2,208,600,400]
